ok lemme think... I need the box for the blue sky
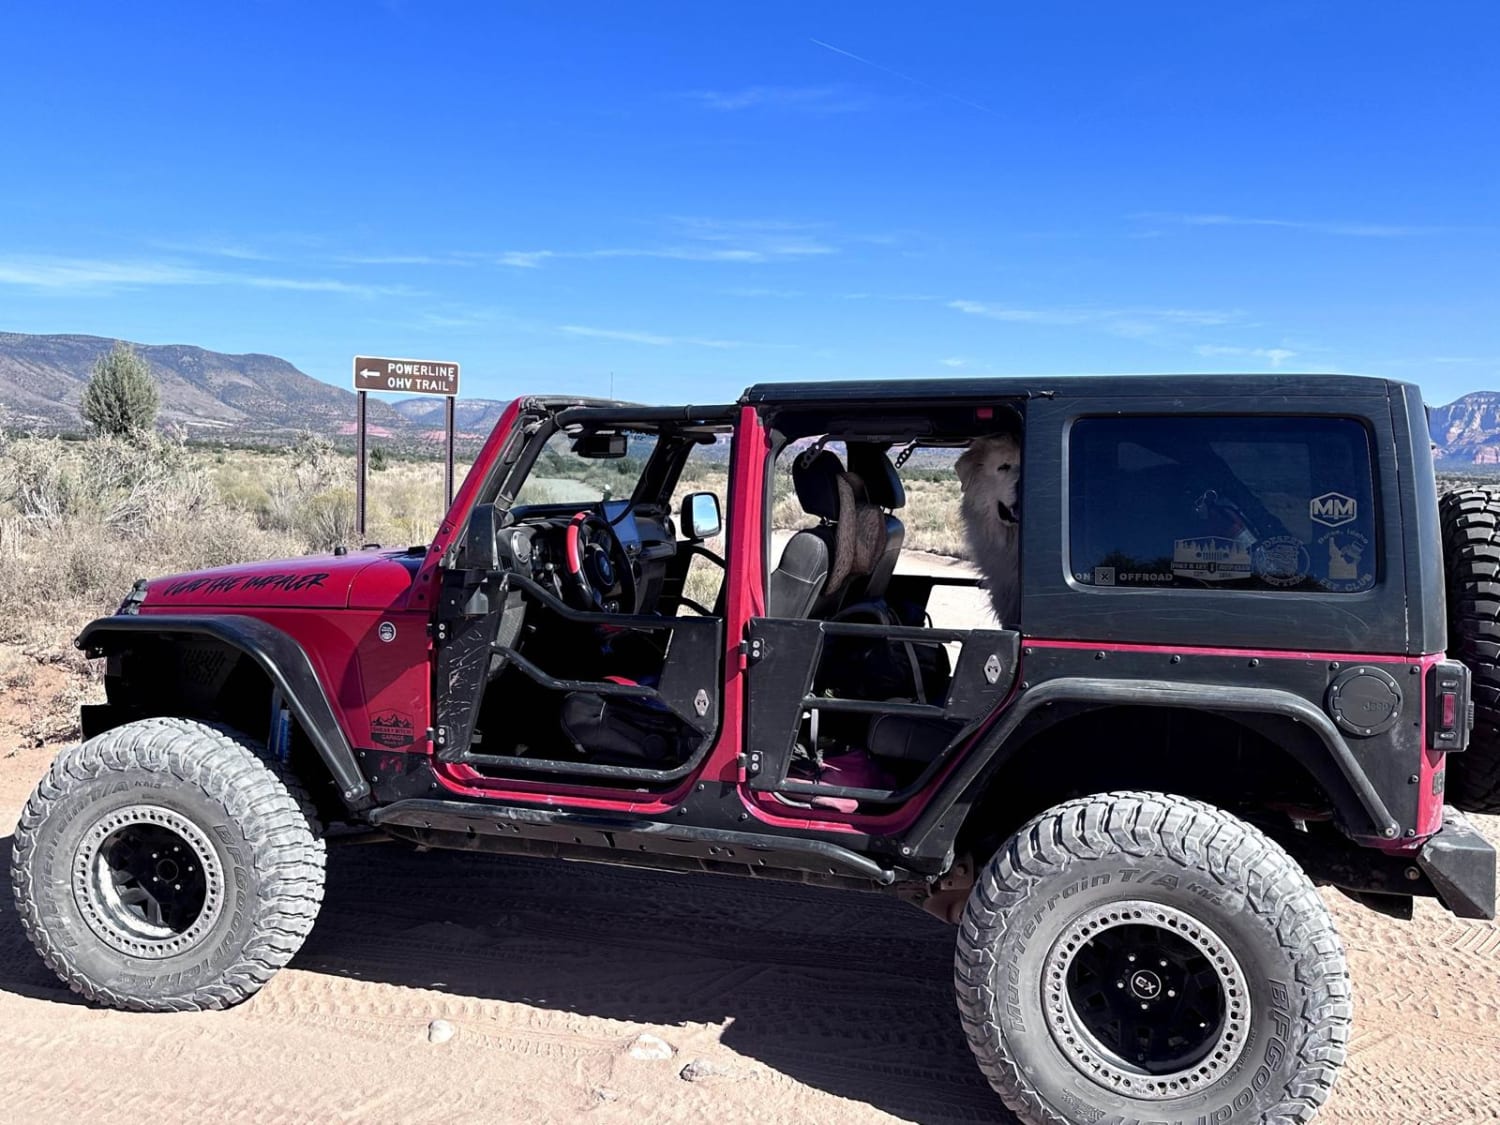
[2,2,1496,406]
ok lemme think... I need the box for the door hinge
[433,726,449,748]
[740,749,763,778]
[738,637,764,669]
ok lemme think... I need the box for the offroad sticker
[1317,529,1374,592]
[378,621,397,643]
[1252,535,1310,588]
[370,710,416,748]
[1310,491,1358,528]
[1172,536,1252,582]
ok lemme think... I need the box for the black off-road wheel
[1440,488,1500,813]
[955,792,1350,1125]
[10,718,325,1011]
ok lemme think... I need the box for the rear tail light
[1428,660,1472,752]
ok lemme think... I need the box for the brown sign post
[352,356,462,540]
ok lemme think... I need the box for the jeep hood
[139,550,422,611]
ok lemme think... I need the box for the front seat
[843,443,906,608]
[767,449,883,619]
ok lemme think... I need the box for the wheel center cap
[1129,969,1163,1000]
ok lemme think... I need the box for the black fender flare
[76,614,371,807]
[904,676,1400,861]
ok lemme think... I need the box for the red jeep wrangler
[12,376,1498,1124]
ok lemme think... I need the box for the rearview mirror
[464,503,501,570]
[573,431,628,459]
[681,491,722,541]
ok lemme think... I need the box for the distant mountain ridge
[3,332,1498,462]
[1428,392,1500,465]
[0,331,508,446]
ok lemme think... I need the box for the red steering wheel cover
[565,510,588,574]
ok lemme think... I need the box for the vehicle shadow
[0,834,1012,1124]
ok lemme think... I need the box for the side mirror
[681,491,722,541]
[464,503,501,571]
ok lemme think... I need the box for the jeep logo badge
[1310,492,1357,527]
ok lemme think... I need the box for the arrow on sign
[359,369,380,379]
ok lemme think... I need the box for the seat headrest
[846,444,905,510]
[792,449,844,521]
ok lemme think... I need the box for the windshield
[512,428,658,509]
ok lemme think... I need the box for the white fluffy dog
[956,433,1022,624]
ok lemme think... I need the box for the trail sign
[351,355,462,539]
[354,356,460,397]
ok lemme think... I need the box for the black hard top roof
[741,372,1409,405]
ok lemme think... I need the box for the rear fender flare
[905,676,1400,860]
[77,614,371,808]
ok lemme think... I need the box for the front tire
[955,792,1350,1124]
[11,718,326,1011]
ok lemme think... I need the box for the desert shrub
[303,488,358,550]
[81,342,160,438]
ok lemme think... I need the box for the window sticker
[1318,529,1374,592]
[1172,537,1253,583]
[1310,492,1358,528]
[1252,535,1311,588]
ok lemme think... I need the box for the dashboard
[499,501,678,613]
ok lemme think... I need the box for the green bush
[80,343,161,438]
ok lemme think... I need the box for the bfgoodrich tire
[955,792,1350,1125]
[10,718,325,1011]
[1440,488,1500,813]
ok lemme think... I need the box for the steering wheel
[564,509,637,612]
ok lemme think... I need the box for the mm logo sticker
[1310,492,1357,528]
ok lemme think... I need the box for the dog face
[956,433,1022,525]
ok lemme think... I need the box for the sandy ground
[0,557,1497,1124]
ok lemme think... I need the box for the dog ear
[955,446,978,491]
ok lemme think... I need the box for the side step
[368,799,897,889]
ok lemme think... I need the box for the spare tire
[1439,488,1500,813]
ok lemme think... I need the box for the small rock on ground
[679,1058,736,1083]
[427,1019,455,1044]
[626,1033,674,1060]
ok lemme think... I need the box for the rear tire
[10,717,326,1011]
[955,792,1350,1125]
[1439,488,1500,813]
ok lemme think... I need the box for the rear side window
[1070,416,1377,593]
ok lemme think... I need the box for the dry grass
[0,430,971,745]
[0,432,467,743]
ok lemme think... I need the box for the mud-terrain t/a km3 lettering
[12,375,1498,1124]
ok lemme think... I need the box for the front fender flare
[77,614,371,808]
[904,676,1400,862]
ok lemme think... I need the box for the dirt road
[0,729,1495,1124]
[0,553,1497,1124]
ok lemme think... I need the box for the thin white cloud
[559,324,745,349]
[492,220,836,269]
[684,85,869,113]
[1195,344,1297,368]
[940,357,968,368]
[0,254,414,298]
[496,250,556,268]
[336,253,459,266]
[949,299,1243,336]
[147,237,276,261]
[1139,212,1464,237]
